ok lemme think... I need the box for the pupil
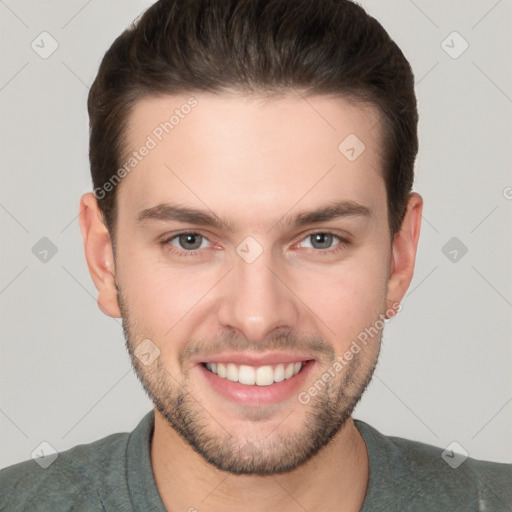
[180,234,202,250]
[313,233,332,249]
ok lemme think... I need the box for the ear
[385,192,423,318]
[78,193,121,318]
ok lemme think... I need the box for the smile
[203,362,304,386]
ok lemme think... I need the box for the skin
[79,91,422,512]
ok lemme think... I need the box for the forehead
[118,92,386,227]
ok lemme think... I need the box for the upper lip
[194,352,315,367]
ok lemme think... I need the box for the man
[1,0,510,510]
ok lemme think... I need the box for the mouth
[197,355,315,406]
[202,361,306,386]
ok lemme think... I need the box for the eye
[298,232,348,252]
[163,232,212,252]
[160,230,349,257]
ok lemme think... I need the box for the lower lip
[197,361,315,406]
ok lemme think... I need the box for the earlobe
[386,193,423,315]
[78,193,121,318]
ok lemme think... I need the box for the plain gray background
[1,0,511,469]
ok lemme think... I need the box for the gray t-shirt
[1,410,510,511]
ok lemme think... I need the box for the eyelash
[159,231,351,257]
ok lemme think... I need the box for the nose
[217,247,300,343]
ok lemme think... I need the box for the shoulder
[389,433,512,488]
[0,431,129,512]
[355,420,512,511]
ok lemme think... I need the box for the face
[98,92,405,474]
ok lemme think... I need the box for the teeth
[284,363,294,379]
[239,365,256,385]
[205,361,304,386]
[226,363,238,382]
[255,365,274,386]
[273,364,285,383]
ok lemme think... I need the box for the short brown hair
[88,0,418,239]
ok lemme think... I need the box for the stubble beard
[118,288,381,475]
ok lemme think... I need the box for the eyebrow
[136,200,372,232]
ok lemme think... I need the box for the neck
[151,410,369,512]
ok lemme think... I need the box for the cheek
[116,226,390,355]
[117,247,219,341]
[299,248,389,350]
